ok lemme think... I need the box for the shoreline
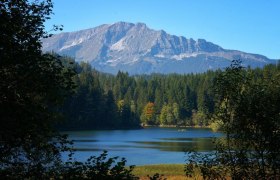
[59,125,212,132]
[58,125,143,132]
[142,124,211,128]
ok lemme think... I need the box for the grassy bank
[133,164,189,180]
[132,164,233,180]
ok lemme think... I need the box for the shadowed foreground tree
[0,1,138,179]
[0,0,76,178]
[185,60,280,179]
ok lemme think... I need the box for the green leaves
[0,0,74,178]
[185,60,280,179]
[211,60,280,179]
[60,151,138,180]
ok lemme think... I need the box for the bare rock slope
[42,22,274,74]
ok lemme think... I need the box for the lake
[63,127,222,165]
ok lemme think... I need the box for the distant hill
[42,22,275,74]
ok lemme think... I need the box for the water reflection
[131,137,216,152]
[72,139,98,142]
[64,127,222,165]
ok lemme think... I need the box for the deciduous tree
[141,102,156,125]
[0,0,75,178]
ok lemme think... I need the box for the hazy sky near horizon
[45,0,280,59]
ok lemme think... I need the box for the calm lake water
[63,127,222,165]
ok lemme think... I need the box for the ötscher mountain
[42,22,274,74]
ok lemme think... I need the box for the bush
[58,151,138,180]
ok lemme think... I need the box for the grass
[133,164,190,180]
[132,164,233,180]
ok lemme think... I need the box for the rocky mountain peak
[42,22,274,75]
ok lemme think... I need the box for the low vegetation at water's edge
[133,164,185,177]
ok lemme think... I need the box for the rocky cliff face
[42,22,274,74]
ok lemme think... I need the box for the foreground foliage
[57,151,137,180]
[0,0,75,178]
[0,0,137,179]
[185,60,280,179]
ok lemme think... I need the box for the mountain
[42,22,275,74]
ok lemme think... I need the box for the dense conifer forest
[59,56,280,130]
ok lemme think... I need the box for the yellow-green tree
[159,103,180,125]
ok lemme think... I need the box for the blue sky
[45,0,280,59]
